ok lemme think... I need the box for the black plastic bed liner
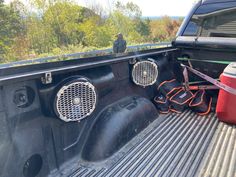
[51,110,236,177]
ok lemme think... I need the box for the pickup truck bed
[3,1,236,176]
[50,111,236,177]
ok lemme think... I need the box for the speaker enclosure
[54,77,97,122]
[132,59,158,87]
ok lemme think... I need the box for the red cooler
[216,62,236,124]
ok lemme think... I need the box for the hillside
[0,0,183,63]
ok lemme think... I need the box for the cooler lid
[223,62,236,77]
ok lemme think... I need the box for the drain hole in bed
[23,154,43,177]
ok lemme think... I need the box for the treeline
[0,0,183,63]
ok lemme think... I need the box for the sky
[4,0,198,17]
[77,0,198,17]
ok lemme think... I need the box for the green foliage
[27,14,56,53]
[0,0,183,63]
[0,1,23,61]
[79,16,112,47]
[43,2,93,46]
[107,11,143,43]
[136,18,151,37]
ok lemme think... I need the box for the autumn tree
[150,16,182,42]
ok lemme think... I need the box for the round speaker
[132,60,158,87]
[54,78,97,122]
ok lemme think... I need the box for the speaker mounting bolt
[73,97,81,105]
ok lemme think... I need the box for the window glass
[183,21,199,36]
[200,11,236,37]
[183,4,236,38]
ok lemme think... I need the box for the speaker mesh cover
[55,80,97,122]
[132,60,158,87]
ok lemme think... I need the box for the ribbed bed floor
[65,110,236,177]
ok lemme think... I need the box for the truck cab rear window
[201,11,236,38]
[183,4,236,38]
[183,21,199,36]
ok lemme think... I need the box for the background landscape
[0,0,183,63]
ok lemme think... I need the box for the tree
[0,1,23,61]
[149,16,182,42]
[136,18,151,38]
[43,2,96,46]
[79,16,112,47]
[112,1,150,43]
[26,14,56,54]
[115,1,142,19]
[0,0,183,63]
[107,11,142,44]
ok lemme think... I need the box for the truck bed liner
[55,110,236,177]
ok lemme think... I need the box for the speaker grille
[55,80,97,122]
[132,60,158,87]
